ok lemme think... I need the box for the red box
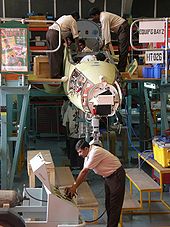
[152,169,170,184]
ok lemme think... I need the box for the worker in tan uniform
[62,102,84,170]
[88,7,129,72]
[46,12,79,78]
[78,38,93,53]
[65,139,125,227]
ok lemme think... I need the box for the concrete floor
[15,137,170,227]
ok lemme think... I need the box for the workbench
[138,152,170,210]
[125,168,161,208]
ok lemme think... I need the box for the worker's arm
[74,167,89,188]
[65,167,89,198]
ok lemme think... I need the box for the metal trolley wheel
[0,211,25,227]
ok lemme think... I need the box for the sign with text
[145,50,164,64]
[139,21,165,43]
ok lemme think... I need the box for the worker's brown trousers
[104,166,125,227]
[117,21,130,72]
[46,29,64,78]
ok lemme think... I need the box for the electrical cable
[122,98,156,170]
[127,117,152,142]
[124,101,153,152]
[137,150,154,169]
[85,209,106,223]
[24,183,106,223]
[24,186,47,203]
[31,84,48,92]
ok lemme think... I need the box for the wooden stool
[27,150,55,187]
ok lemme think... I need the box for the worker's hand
[64,185,77,199]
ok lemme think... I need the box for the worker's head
[78,38,86,51]
[88,7,101,23]
[95,52,106,61]
[66,33,75,46]
[75,139,90,158]
[71,11,80,21]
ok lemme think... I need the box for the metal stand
[0,74,30,189]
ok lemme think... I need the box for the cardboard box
[29,16,47,27]
[121,71,139,79]
[33,55,51,78]
[137,65,145,78]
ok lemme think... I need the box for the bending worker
[65,139,125,227]
[88,7,129,72]
[46,12,79,78]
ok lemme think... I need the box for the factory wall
[0,0,170,19]
[5,0,28,18]
[55,0,79,18]
[80,0,104,19]
[132,0,155,18]
[132,0,170,18]
[30,0,54,17]
[157,1,170,17]
[0,0,2,17]
[106,0,121,15]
